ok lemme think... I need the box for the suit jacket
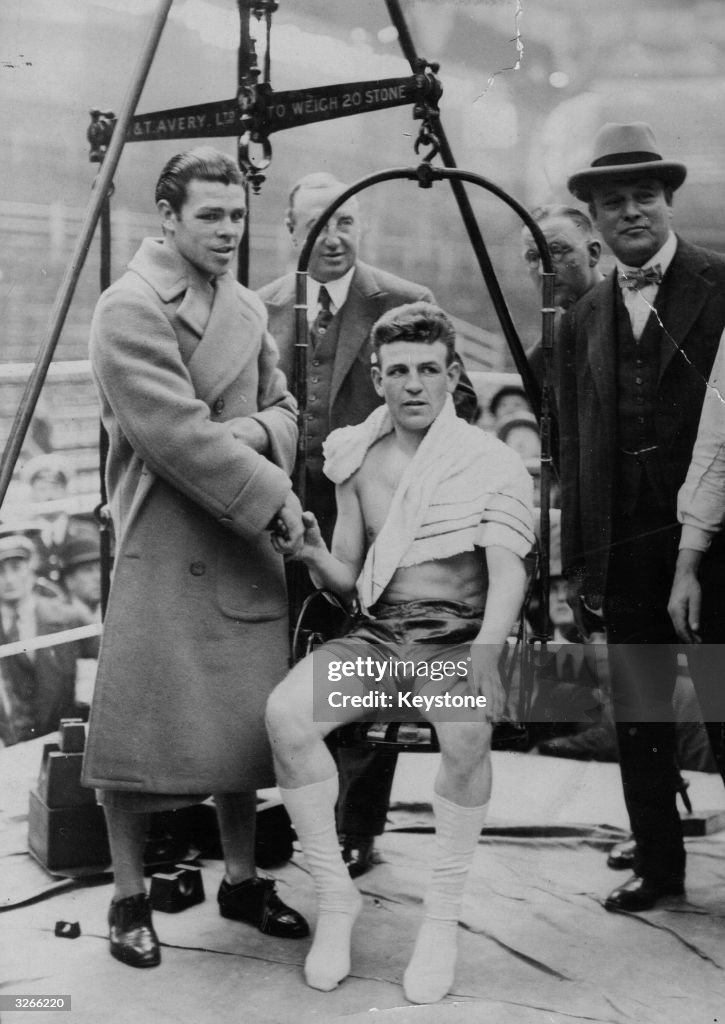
[259,260,435,436]
[558,238,725,602]
[83,238,298,793]
[34,513,98,588]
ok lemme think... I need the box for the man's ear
[446,360,462,391]
[285,216,296,241]
[157,199,177,235]
[587,239,602,266]
[371,364,384,397]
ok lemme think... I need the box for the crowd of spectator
[0,453,101,746]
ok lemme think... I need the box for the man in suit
[259,172,476,878]
[522,204,604,316]
[0,531,93,747]
[558,122,725,912]
[22,453,96,593]
[82,147,308,969]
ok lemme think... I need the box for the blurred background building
[1,0,724,501]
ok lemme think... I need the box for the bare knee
[266,671,308,735]
[438,722,491,779]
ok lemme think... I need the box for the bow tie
[618,265,663,292]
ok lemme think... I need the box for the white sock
[403,793,488,1004]
[279,777,362,991]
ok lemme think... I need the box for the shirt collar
[307,266,355,318]
[616,230,677,279]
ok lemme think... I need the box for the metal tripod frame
[291,164,556,646]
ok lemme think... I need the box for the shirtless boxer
[266,302,534,1003]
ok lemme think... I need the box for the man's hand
[566,576,603,641]
[469,643,506,722]
[269,491,304,558]
[668,548,704,643]
[271,508,323,561]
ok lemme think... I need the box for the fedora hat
[568,122,686,202]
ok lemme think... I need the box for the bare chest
[357,445,411,543]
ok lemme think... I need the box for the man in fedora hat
[557,121,725,912]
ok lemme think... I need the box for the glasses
[524,243,576,266]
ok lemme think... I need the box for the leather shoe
[606,838,637,871]
[604,874,684,913]
[340,835,376,879]
[108,893,161,968]
[218,877,309,938]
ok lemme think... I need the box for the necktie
[311,286,333,344]
[618,264,663,292]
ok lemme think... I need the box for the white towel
[323,397,535,611]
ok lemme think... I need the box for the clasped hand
[271,501,321,561]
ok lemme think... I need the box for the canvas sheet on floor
[2,741,725,1024]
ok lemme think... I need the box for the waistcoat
[615,287,669,515]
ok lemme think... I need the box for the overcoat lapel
[185,273,261,404]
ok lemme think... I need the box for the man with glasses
[522,205,605,389]
[522,205,605,313]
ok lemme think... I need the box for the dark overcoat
[82,239,297,794]
[558,238,725,603]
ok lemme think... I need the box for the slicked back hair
[155,147,245,214]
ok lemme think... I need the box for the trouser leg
[334,739,398,837]
[607,636,684,882]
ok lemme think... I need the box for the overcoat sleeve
[91,285,292,540]
[245,326,297,476]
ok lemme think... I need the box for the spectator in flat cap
[0,529,96,747]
